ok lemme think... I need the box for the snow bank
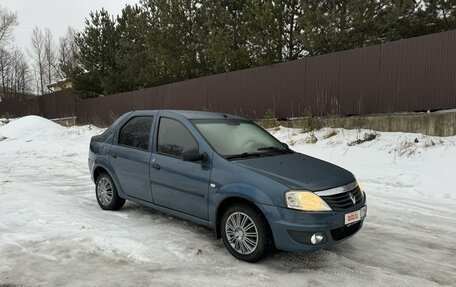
[0,115,63,139]
[0,115,103,160]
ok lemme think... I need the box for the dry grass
[305,132,318,144]
[322,129,337,139]
[348,132,378,146]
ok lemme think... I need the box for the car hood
[233,152,355,191]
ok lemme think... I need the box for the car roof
[132,110,247,120]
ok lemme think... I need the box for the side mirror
[282,142,289,149]
[182,148,206,162]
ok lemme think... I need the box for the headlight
[356,178,364,195]
[285,191,332,211]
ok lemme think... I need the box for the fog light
[311,232,325,245]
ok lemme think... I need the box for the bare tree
[0,6,32,100]
[58,26,79,78]
[58,36,69,79]
[30,26,46,95]
[0,46,31,100]
[0,5,18,47]
[11,48,31,94]
[0,47,12,98]
[44,28,57,87]
[33,67,40,96]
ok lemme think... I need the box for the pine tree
[68,9,118,98]
[113,4,154,92]
[202,0,255,73]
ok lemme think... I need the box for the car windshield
[192,119,290,159]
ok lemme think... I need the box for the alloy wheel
[97,177,113,206]
[225,212,259,255]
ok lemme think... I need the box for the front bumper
[259,200,366,252]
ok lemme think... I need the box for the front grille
[330,221,362,241]
[321,186,363,211]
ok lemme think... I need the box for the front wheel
[221,204,270,262]
[95,173,125,210]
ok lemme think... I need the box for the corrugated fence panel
[425,31,456,110]
[39,91,77,119]
[274,59,307,118]
[22,97,41,116]
[168,79,207,110]
[304,52,341,116]
[139,87,162,110]
[339,45,382,115]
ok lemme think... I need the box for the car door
[110,116,154,202]
[150,117,210,220]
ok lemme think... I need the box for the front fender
[215,183,275,205]
[208,183,275,229]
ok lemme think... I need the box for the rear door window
[157,118,198,158]
[118,116,154,150]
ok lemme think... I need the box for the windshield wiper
[257,146,291,153]
[225,152,263,160]
[257,146,283,151]
[226,146,292,160]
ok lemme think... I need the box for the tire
[95,172,125,210]
[221,204,270,262]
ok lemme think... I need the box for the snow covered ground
[0,116,455,287]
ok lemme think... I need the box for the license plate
[345,206,367,225]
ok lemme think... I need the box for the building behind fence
[1,30,455,126]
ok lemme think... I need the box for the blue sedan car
[89,110,366,262]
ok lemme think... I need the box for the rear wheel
[221,204,270,262]
[95,173,125,210]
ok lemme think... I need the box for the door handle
[151,163,161,170]
[111,153,117,158]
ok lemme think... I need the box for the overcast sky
[2,0,138,52]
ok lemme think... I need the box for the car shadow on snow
[119,201,223,242]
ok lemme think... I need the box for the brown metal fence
[0,90,76,119]
[1,29,456,126]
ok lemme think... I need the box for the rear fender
[93,157,127,199]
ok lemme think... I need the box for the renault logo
[349,193,356,204]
